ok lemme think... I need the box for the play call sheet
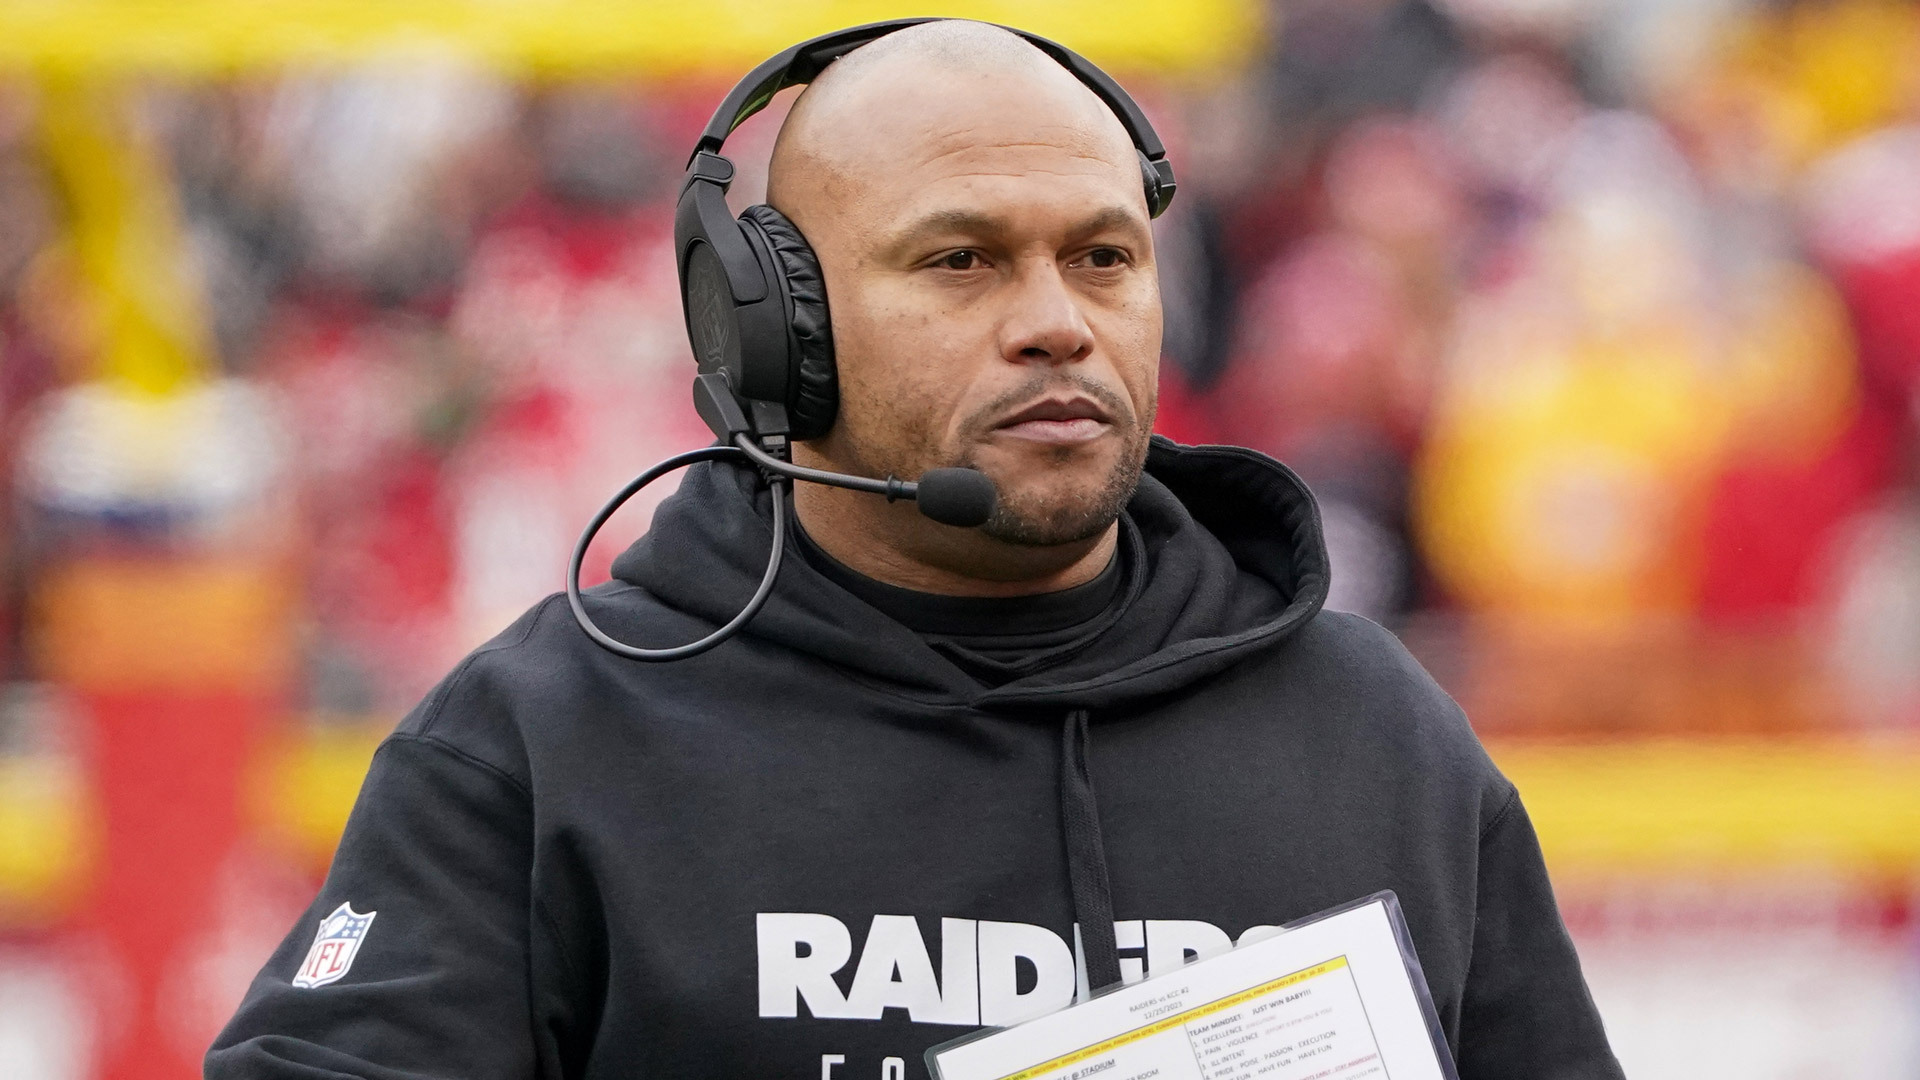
[928,896,1452,1080]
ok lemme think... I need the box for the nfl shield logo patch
[293,902,377,989]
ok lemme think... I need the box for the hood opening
[608,436,1330,712]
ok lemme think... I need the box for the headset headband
[686,18,1175,216]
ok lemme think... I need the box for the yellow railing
[1492,738,1920,874]
[0,1,1265,79]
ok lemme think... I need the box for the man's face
[785,74,1162,546]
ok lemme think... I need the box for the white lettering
[1076,920,1153,1001]
[977,921,1075,1026]
[758,912,1261,1027]
[1115,919,1146,984]
[1144,920,1232,978]
[882,1058,906,1080]
[821,1054,844,1080]
[846,915,944,1022]
[758,913,854,1019]
[936,918,980,1025]
[1073,923,1089,1003]
[1236,924,1283,946]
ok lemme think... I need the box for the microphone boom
[568,436,998,661]
[730,434,996,526]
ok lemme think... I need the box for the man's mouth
[991,395,1114,445]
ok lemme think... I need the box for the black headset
[568,18,1177,661]
[677,17,1176,447]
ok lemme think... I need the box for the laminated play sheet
[927,893,1456,1080]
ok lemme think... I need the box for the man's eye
[939,251,980,270]
[1085,248,1126,268]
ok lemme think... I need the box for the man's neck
[792,482,1118,598]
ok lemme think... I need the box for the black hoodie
[208,438,1623,1080]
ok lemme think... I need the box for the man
[209,21,1622,1079]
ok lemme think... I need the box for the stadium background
[1,0,1918,1076]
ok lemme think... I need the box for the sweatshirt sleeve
[205,732,538,1079]
[1455,788,1624,1080]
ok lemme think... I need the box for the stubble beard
[957,375,1155,548]
[831,372,1156,549]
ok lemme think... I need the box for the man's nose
[997,260,1095,366]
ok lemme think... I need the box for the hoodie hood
[609,436,1330,711]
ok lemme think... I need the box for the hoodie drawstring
[1059,708,1122,993]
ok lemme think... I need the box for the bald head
[767,20,1164,593]
[767,21,1138,219]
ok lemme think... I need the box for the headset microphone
[567,17,1172,660]
[907,469,999,529]
[566,375,1000,661]
[734,444,997,530]
[689,371,993,528]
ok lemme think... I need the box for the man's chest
[542,767,1466,1077]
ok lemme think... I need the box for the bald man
[209,22,1622,1080]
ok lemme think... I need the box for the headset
[568,17,1177,661]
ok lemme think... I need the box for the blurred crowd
[1,0,1919,1074]
[1168,0,1920,736]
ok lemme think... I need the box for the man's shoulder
[386,593,584,793]
[1287,609,1449,697]
[1241,609,1507,796]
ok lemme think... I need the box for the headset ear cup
[1138,150,1175,218]
[739,204,837,440]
